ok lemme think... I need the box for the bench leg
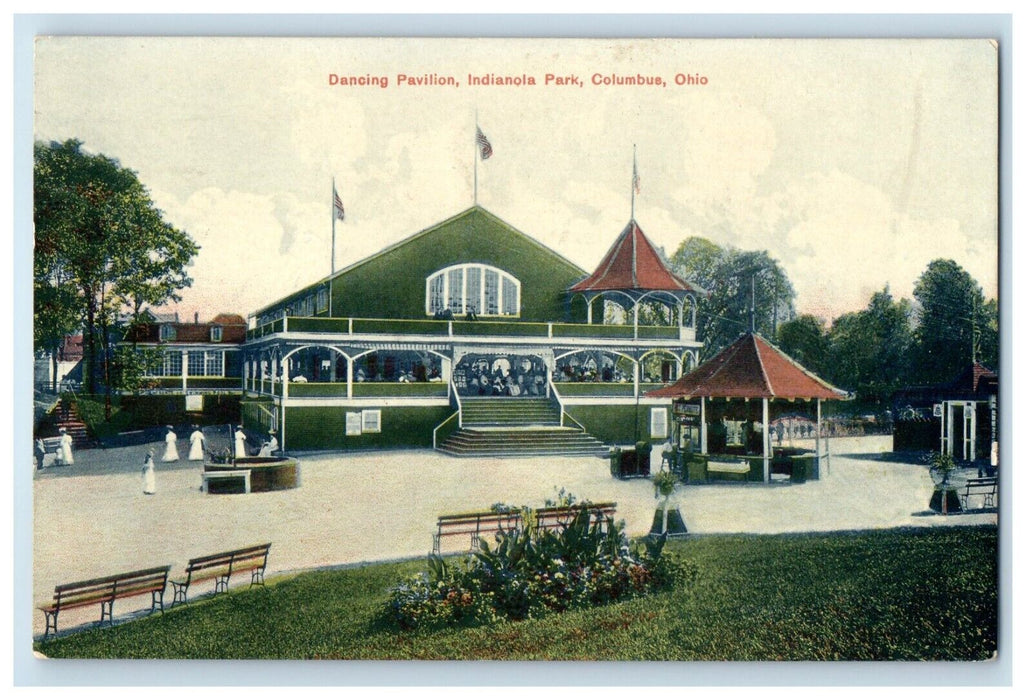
[250,568,265,588]
[470,533,480,552]
[171,581,188,607]
[432,534,441,555]
[215,574,230,594]
[152,589,165,615]
[42,610,58,638]
[99,600,114,626]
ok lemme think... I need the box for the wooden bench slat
[39,565,170,637]
[171,543,271,607]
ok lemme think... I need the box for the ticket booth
[673,400,701,453]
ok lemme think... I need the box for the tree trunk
[84,293,97,394]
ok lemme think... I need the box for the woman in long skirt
[58,428,74,465]
[188,425,206,461]
[162,425,180,462]
[142,449,156,495]
[234,425,248,459]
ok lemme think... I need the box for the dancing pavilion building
[240,206,706,456]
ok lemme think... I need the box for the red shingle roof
[569,220,705,294]
[646,332,845,401]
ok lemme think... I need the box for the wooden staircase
[52,397,90,447]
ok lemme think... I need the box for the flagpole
[330,177,336,317]
[474,111,479,205]
[631,144,637,221]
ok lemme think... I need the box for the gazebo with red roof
[568,219,706,337]
[646,332,847,482]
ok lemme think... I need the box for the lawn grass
[34,526,997,661]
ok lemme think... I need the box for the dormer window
[159,324,176,341]
[210,326,223,342]
[426,264,520,317]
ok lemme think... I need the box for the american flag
[632,157,641,194]
[476,126,493,160]
[333,187,345,221]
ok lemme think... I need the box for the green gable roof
[255,206,588,322]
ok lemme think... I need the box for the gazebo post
[815,398,822,476]
[762,397,770,482]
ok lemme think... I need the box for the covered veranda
[646,332,847,483]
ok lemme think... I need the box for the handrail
[451,379,463,428]
[547,375,565,427]
[562,411,587,434]
[432,410,460,449]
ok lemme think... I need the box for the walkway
[32,435,996,637]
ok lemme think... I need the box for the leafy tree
[34,139,199,395]
[668,237,795,359]
[826,287,912,404]
[776,314,831,376]
[109,345,167,395]
[911,259,996,384]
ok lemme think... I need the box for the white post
[815,398,822,477]
[181,349,188,393]
[701,396,708,454]
[762,397,770,483]
[346,356,353,399]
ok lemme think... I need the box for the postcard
[28,35,1001,673]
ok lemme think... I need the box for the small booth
[646,332,847,484]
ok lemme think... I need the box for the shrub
[384,506,699,631]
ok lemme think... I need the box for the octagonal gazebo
[646,332,847,482]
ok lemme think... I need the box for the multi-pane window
[159,324,176,341]
[316,288,329,313]
[161,351,182,377]
[210,326,222,342]
[484,269,499,315]
[426,264,520,317]
[187,350,223,376]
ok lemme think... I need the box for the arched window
[426,264,521,317]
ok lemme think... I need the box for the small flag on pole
[632,157,641,194]
[333,187,345,221]
[476,126,493,160]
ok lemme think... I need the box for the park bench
[37,437,64,467]
[534,502,618,534]
[432,509,523,554]
[960,477,998,511]
[38,565,170,638]
[202,469,252,494]
[170,543,272,606]
[707,459,750,482]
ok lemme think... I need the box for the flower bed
[385,506,697,631]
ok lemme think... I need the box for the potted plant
[928,451,962,514]
[649,469,688,537]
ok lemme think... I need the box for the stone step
[437,426,609,458]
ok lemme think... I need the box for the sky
[33,36,999,324]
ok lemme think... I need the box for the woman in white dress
[258,431,279,457]
[142,449,156,495]
[234,425,248,459]
[58,428,74,466]
[188,425,206,461]
[162,425,180,462]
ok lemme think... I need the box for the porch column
[346,356,353,399]
[633,302,640,339]
[281,355,289,400]
[243,357,249,393]
[181,349,188,393]
[700,396,708,454]
[762,397,770,483]
[633,357,640,397]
